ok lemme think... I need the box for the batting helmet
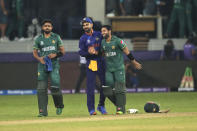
[144,102,160,113]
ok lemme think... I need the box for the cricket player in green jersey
[33,19,65,117]
[166,0,186,38]
[101,25,142,114]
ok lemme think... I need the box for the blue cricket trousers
[86,59,106,112]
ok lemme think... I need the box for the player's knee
[102,85,113,97]
[51,79,60,88]
[51,87,61,95]
[37,81,47,90]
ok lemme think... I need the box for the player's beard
[103,33,109,39]
[43,29,51,34]
[84,28,91,33]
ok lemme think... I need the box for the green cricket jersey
[33,32,63,61]
[101,35,127,72]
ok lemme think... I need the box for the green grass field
[0,92,197,131]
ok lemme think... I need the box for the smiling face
[42,22,53,34]
[82,22,93,33]
[101,27,111,39]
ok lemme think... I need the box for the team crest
[112,46,115,49]
[38,72,40,76]
[96,37,99,41]
[87,39,91,43]
[52,40,55,44]
[40,41,44,45]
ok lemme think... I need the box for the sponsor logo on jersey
[105,52,116,57]
[87,39,91,43]
[42,46,56,52]
[112,46,115,49]
[52,40,55,44]
[40,41,44,46]
[96,37,99,41]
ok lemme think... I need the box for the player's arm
[192,48,195,55]
[0,0,8,15]
[79,37,92,57]
[122,45,142,70]
[88,46,99,55]
[33,49,45,64]
[33,38,45,64]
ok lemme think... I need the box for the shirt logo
[112,46,115,49]
[87,39,91,43]
[52,40,55,44]
[40,41,44,46]
[96,37,99,41]
[42,46,56,52]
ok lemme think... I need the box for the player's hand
[39,57,45,64]
[48,53,57,59]
[131,60,142,70]
[88,46,97,55]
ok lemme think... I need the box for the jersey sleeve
[33,37,40,50]
[78,37,90,57]
[57,35,63,47]
[117,38,127,50]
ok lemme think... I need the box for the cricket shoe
[116,107,124,115]
[97,106,107,115]
[89,110,97,115]
[56,108,63,115]
[37,112,48,117]
[116,111,123,115]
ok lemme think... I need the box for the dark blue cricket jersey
[78,31,103,61]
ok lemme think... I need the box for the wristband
[127,53,134,60]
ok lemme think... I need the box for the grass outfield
[0,92,197,131]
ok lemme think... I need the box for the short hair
[101,25,112,31]
[41,19,53,26]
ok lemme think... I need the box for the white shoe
[18,37,26,42]
[0,37,9,42]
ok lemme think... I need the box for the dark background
[6,0,86,39]
[0,61,196,90]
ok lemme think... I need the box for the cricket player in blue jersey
[78,17,107,115]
